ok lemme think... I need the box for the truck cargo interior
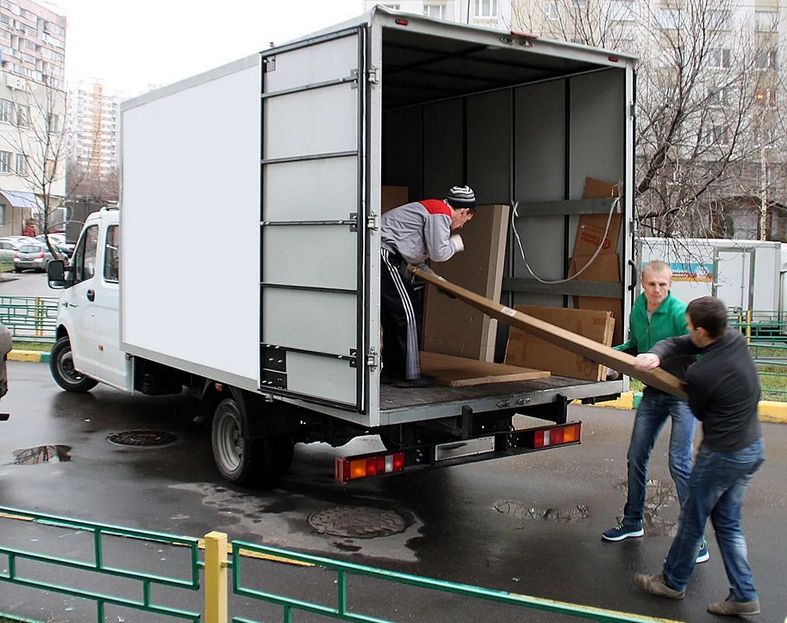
[376,22,631,417]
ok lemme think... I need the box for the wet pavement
[1,361,786,622]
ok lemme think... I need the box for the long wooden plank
[420,351,550,388]
[411,266,687,399]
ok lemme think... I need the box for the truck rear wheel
[211,398,291,487]
[50,336,98,392]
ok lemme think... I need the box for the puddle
[616,478,678,537]
[11,445,71,465]
[494,500,590,523]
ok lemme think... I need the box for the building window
[0,151,11,173]
[0,203,5,226]
[474,0,498,18]
[572,0,588,8]
[704,125,729,146]
[708,87,731,107]
[544,0,560,20]
[423,2,447,19]
[14,152,25,174]
[755,11,778,32]
[755,87,777,107]
[16,103,28,127]
[659,9,681,29]
[610,0,635,22]
[0,98,13,124]
[754,49,777,70]
[708,48,731,68]
[709,10,730,30]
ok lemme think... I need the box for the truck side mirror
[47,259,71,289]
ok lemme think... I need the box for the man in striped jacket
[380,185,476,388]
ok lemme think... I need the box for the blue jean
[663,438,764,600]
[623,388,696,526]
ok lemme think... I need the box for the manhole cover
[308,506,408,539]
[107,430,178,447]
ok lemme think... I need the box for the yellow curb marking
[758,400,787,423]
[8,350,42,362]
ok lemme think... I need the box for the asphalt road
[0,271,55,299]
[1,362,786,622]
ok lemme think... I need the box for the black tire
[13,268,21,273]
[49,336,98,392]
[211,398,287,487]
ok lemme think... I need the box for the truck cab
[47,207,130,393]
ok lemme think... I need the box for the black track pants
[380,248,421,380]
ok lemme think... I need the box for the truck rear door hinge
[367,67,380,85]
[367,213,379,231]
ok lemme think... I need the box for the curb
[586,391,787,423]
[8,350,50,363]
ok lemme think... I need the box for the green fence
[0,506,679,623]
[0,296,58,343]
[729,311,787,399]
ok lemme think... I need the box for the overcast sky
[50,0,364,96]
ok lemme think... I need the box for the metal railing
[729,311,787,399]
[0,296,58,343]
[0,506,680,623]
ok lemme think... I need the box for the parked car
[14,242,53,272]
[36,234,73,258]
[0,238,20,266]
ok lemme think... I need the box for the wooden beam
[411,267,687,399]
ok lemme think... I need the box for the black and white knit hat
[446,185,476,210]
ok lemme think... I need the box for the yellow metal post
[746,309,752,344]
[204,531,228,623]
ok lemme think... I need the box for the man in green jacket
[602,261,707,563]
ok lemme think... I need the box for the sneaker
[707,596,760,616]
[634,572,685,600]
[696,540,710,564]
[602,522,644,542]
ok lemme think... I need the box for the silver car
[14,242,52,272]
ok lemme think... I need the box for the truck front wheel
[50,337,98,392]
[211,398,290,487]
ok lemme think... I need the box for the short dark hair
[687,296,727,339]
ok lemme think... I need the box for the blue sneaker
[696,541,710,564]
[602,522,644,542]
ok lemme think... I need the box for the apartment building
[363,0,511,28]
[0,0,66,236]
[68,79,120,190]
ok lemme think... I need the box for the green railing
[0,296,58,343]
[230,540,672,623]
[729,311,787,399]
[0,506,680,623]
[0,506,201,622]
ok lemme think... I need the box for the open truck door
[259,27,370,412]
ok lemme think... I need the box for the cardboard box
[570,254,624,345]
[381,186,409,214]
[505,306,614,381]
[572,176,622,258]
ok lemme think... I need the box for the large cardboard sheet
[506,306,613,381]
[420,351,549,387]
[422,204,510,362]
[412,267,687,399]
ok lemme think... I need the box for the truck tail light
[335,451,405,483]
[530,423,581,449]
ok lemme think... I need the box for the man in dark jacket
[602,261,705,562]
[633,296,764,617]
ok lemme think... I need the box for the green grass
[11,341,52,352]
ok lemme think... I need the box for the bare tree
[511,0,786,240]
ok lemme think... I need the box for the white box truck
[638,237,787,333]
[47,8,636,485]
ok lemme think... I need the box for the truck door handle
[86,289,95,302]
